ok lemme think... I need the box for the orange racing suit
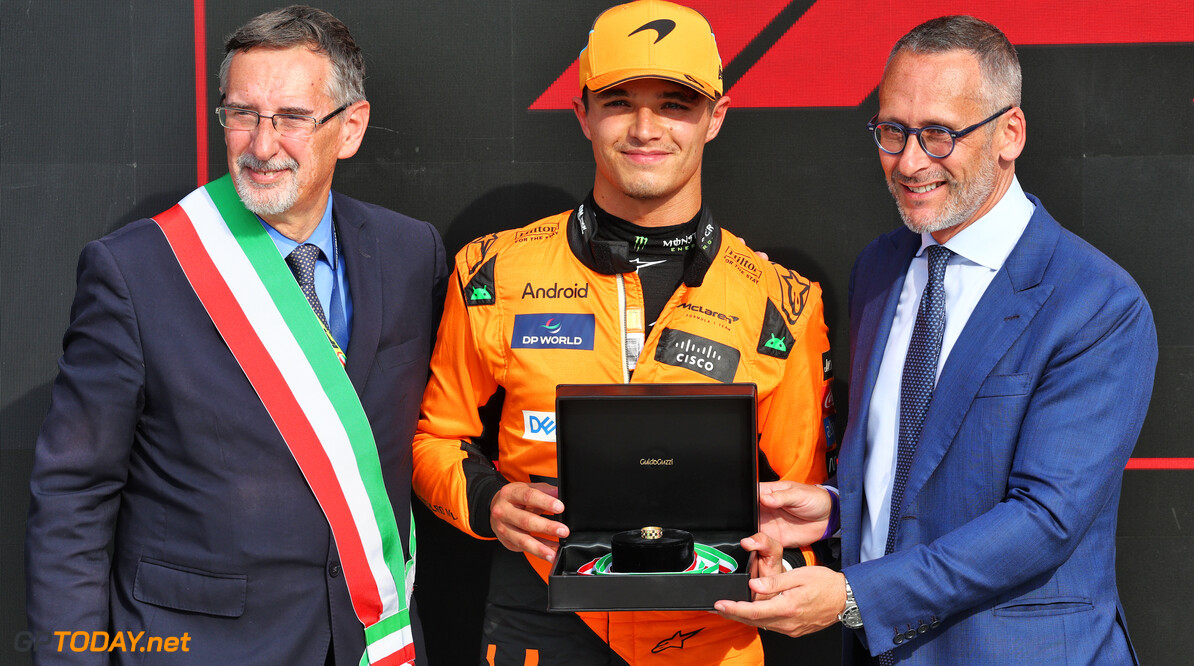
[413,201,834,664]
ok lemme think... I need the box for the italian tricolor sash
[153,175,415,666]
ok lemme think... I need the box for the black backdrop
[2,1,1191,663]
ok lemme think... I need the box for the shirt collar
[261,192,337,268]
[916,176,1034,270]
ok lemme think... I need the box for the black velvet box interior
[547,383,759,611]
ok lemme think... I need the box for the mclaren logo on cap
[629,19,676,43]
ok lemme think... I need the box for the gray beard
[232,155,300,216]
[890,150,998,235]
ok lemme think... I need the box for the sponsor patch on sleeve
[463,255,496,306]
[757,300,795,359]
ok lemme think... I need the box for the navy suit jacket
[26,191,448,664]
[838,195,1155,664]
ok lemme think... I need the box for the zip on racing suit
[413,198,836,665]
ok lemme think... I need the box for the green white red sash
[153,175,415,666]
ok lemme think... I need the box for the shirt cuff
[816,484,841,540]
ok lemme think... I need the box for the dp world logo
[523,410,557,442]
[512,313,595,350]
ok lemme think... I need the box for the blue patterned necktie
[286,244,331,331]
[886,244,952,555]
[877,244,951,664]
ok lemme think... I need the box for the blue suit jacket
[838,195,1155,664]
[26,191,448,664]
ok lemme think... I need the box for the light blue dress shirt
[260,193,353,351]
[860,177,1035,562]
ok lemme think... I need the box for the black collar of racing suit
[566,192,720,288]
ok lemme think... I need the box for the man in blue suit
[716,16,1156,664]
[25,6,446,664]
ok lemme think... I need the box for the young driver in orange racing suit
[413,2,836,663]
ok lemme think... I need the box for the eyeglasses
[216,104,348,140]
[867,106,1013,158]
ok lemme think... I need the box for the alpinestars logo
[652,628,703,653]
[655,328,740,383]
[512,313,595,350]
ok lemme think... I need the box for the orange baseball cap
[578,0,723,100]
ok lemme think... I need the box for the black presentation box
[547,383,759,612]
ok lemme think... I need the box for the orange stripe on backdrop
[1126,458,1194,470]
[193,0,208,186]
[530,0,1194,109]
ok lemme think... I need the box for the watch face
[842,607,863,629]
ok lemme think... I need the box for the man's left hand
[714,566,847,638]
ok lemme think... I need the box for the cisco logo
[655,328,740,383]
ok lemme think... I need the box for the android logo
[469,285,493,301]
[764,335,788,353]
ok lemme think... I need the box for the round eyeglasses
[216,104,348,140]
[866,107,1013,158]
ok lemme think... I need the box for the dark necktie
[885,244,952,555]
[286,244,331,331]
[877,244,951,664]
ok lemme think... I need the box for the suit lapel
[335,195,382,392]
[902,202,1060,507]
[852,231,920,424]
[841,230,918,562]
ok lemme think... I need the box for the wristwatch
[838,578,864,629]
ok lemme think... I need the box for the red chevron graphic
[529,0,1194,110]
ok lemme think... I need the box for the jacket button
[904,627,917,641]
[918,623,929,634]
[893,633,905,645]
[930,616,941,628]
[329,563,342,578]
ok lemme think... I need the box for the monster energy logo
[634,235,648,251]
[764,335,788,353]
[469,286,492,301]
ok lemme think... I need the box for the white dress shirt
[860,177,1035,562]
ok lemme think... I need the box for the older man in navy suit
[716,15,1156,664]
[25,6,446,664]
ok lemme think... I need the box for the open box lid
[554,383,759,535]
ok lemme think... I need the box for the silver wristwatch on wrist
[839,578,863,629]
